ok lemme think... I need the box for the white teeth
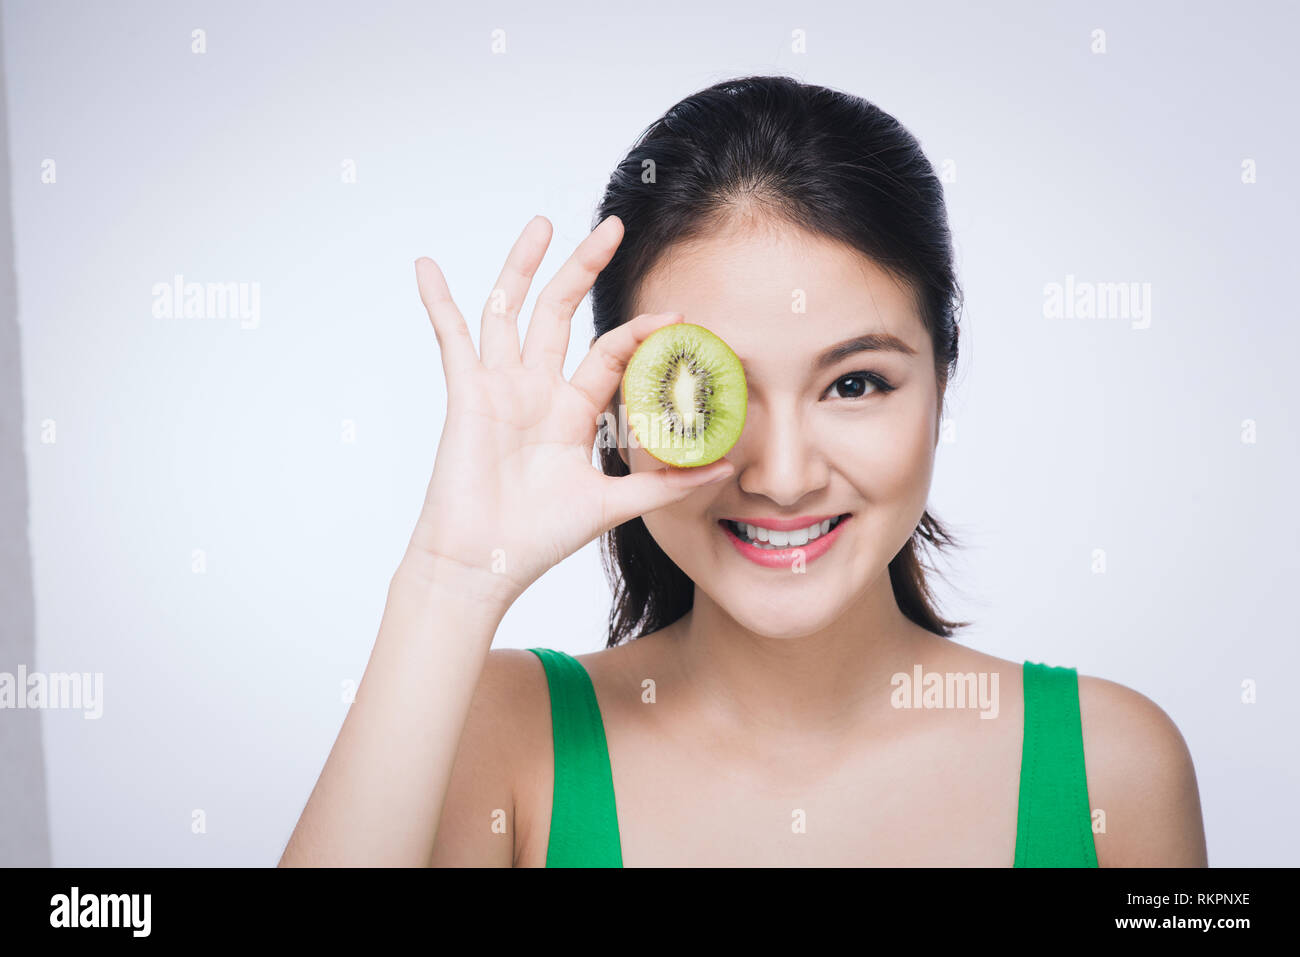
[728,517,844,548]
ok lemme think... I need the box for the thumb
[600,460,735,530]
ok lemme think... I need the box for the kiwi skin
[620,322,747,468]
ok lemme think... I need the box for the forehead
[628,221,929,366]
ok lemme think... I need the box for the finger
[599,459,736,531]
[521,214,624,373]
[568,311,685,414]
[415,257,480,385]
[480,216,551,369]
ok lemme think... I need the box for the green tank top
[525,648,1098,867]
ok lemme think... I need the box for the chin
[716,587,852,640]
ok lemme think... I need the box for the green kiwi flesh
[621,322,747,467]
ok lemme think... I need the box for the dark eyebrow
[809,331,917,370]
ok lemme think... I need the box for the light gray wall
[0,3,50,867]
[1,0,1296,866]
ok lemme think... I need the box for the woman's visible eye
[824,371,896,400]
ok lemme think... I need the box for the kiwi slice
[621,322,747,467]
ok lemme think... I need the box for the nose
[732,401,830,507]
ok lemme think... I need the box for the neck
[668,574,947,746]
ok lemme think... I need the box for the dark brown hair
[589,74,970,647]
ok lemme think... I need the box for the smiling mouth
[719,514,850,549]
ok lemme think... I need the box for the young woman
[280,75,1208,868]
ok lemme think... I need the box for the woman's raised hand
[406,215,734,606]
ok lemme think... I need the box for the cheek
[629,443,700,532]
[824,393,936,506]
[629,444,721,575]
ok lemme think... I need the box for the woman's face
[612,219,943,639]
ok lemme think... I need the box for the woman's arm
[278,555,516,867]
[279,216,733,866]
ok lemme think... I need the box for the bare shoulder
[570,636,660,693]
[478,647,555,761]
[467,641,657,867]
[1075,673,1208,866]
[427,648,553,867]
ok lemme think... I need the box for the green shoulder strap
[526,648,623,867]
[1014,661,1099,867]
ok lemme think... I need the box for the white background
[3,0,1296,865]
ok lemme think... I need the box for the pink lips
[719,514,840,531]
[718,514,851,569]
